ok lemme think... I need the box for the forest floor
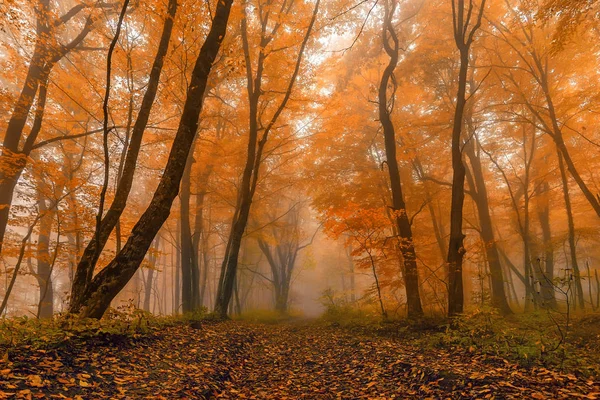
[1,318,599,399]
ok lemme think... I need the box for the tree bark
[447,0,485,316]
[70,0,178,310]
[180,152,196,313]
[535,181,558,309]
[378,0,423,318]
[69,0,233,318]
[143,236,160,312]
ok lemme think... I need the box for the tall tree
[69,0,233,318]
[69,0,179,310]
[214,0,320,317]
[378,0,423,318]
[0,1,110,257]
[447,0,486,317]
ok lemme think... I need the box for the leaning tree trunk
[378,0,423,318]
[69,0,233,319]
[70,0,178,310]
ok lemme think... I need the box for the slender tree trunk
[143,236,160,312]
[35,197,55,318]
[378,0,423,318]
[70,0,178,310]
[180,152,195,313]
[447,0,486,315]
[464,141,512,314]
[557,151,585,309]
[174,218,181,314]
[69,0,233,319]
[536,181,557,309]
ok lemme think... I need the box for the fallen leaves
[0,321,597,399]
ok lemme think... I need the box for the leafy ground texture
[0,320,599,399]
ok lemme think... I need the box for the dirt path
[1,321,598,399]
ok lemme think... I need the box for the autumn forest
[1,0,600,398]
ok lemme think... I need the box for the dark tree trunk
[378,0,423,318]
[69,0,233,319]
[447,0,486,316]
[70,0,178,310]
[214,0,319,317]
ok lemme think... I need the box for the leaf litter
[0,321,597,399]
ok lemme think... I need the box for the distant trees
[214,0,321,317]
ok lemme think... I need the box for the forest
[1,0,600,398]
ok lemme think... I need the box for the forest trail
[1,321,598,399]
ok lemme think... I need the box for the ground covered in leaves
[1,320,599,399]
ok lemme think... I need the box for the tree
[447,0,486,317]
[69,0,233,318]
[378,0,423,318]
[69,0,178,310]
[254,200,317,313]
[0,1,117,257]
[214,0,320,317]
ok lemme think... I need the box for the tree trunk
[70,0,178,310]
[69,0,233,318]
[536,181,557,310]
[143,237,160,312]
[378,0,423,318]
[180,152,195,313]
[557,151,585,309]
[447,0,487,315]
[465,140,512,314]
[35,197,55,318]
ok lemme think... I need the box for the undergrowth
[0,304,207,354]
[319,304,600,377]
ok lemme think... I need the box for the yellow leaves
[26,374,43,387]
[56,377,71,385]
[78,379,91,387]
